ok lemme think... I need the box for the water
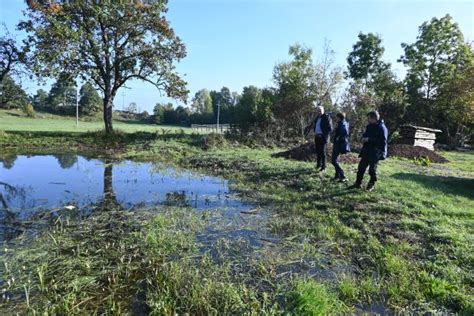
[0,154,249,219]
[1,154,270,244]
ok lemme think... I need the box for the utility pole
[216,103,221,133]
[76,88,79,127]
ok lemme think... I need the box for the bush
[22,103,35,117]
[202,133,227,150]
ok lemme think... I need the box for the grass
[0,123,473,314]
[0,109,194,133]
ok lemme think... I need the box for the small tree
[125,102,138,114]
[47,73,77,111]
[79,82,102,115]
[21,0,188,133]
[32,88,48,109]
[0,75,29,109]
[273,42,342,138]
[399,14,473,127]
[191,89,213,114]
[347,32,389,84]
[346,32,406,133]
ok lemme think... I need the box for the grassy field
[0,124,473,314]
[0,109,193,133]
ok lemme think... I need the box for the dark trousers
[356,158,378,184]
[331,148,345,179]
[315,135,327,168]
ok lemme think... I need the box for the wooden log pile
[399,125,442,151]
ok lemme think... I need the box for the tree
[232,86,276,137]
[79,82,102,115]
[273,42,342,137]
[0,75,29,109]
[234,86,261,133]
[191,89,212,114]
[125,102,138,114]
[347,32,388,83]
[153,102,172,124]
[32,89,48,109]
[47,73,77,111]
[399,15,473,126]
[339,81,376,144]
[210,87,235,124]
[21,0,188,133]
[346,33,406,134]
[436,61,474,145]
[0,31,24,83]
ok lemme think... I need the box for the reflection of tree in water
[0,181,21,241]
[101,160,122,210]
[165,191,189,207]
[0,154,18,169]
[0,181,27,211]
[54,154,78,169]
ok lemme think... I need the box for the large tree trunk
[103,93,115,133]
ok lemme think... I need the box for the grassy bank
[0,109,192,134]
[1,130,473,314]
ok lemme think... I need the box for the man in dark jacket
[311,105,333,171]
[349,111,388,192]
[332,112,350,182]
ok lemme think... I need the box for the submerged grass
[1,129,473,314]
[1,207,347,314]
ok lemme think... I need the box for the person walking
[349,111,388,192]
[311,105,333,171]
[331,112,350,182]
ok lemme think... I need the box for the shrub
[202,133,227,150]
[414,156,431,167]
[22,103,35,117]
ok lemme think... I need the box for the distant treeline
[152,15,474,146]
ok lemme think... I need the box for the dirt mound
[274,143,449,164]
[389,144,448,163]
[273,142,359,164]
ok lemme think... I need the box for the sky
[1,0,473,113]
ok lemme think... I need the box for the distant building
[399,125,442,151]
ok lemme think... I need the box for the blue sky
[1,0,473,113]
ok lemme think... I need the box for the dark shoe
[366,183,375,192]
[338,177,349,183]
[347,183,362,190]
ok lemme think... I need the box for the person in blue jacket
[331,112,350,182]
[349,111,388,192]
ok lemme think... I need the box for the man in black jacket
[311,105,333,171]
[349,111,388,192]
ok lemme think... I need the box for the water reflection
[0,154,17,169]
[0,155,248,218]
[101,161,121,210]
[54,154,79,169]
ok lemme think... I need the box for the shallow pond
[0,154,250,216]
[1,154,270,243]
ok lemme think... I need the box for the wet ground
[0,154,277,248]
[0,154,389,313]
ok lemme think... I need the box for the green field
[0,117,473,314]
[0,109,193,133]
